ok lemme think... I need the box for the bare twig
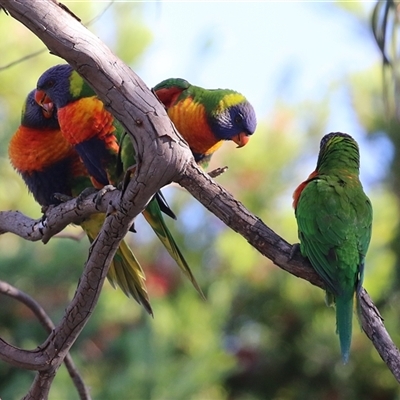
[0,48,47,71]
[0,0,114,71]
[53,0,81,22]
[208,166,228,178]
[0,189,114,244]
[0,281,92,400]
[85,0,114,26]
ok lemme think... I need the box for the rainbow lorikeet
[153,78,257,168]
[9,90,151,314]
[293,132,373,363]
[34,64,202,297]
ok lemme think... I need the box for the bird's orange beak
[34,90,54,118]
[232,132,250,148]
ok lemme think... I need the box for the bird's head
[35,64,95,110]
[208,92,257,148]
[22,89,59,130]
[317,132,360,172]
[35,64,74,109]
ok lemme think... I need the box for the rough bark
[0,281,91,399]
[0,0,399,397]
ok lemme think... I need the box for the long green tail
[143,197,204,299]
[335,294,354,364]
[81,214,152,315]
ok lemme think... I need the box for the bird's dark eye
[46,80,55,89]
[234,114,243,124]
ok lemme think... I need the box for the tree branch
[177,159,400,380]
[0,0,114,71]
[0,281,91,400]
[0,0,193,398]
[0,188,116,243]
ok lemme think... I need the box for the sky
[129,1,387,184]
[137,2,379,117]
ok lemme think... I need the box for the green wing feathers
[142,199,204,298]
[295,172,372,363]
[80,215,152,315]
[111,240,152,315]
[119,126,201,297]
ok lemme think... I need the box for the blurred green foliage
[0,2,400,399]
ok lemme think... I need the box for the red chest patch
[293,170,318,209]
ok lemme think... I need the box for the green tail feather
[143,198,205,299]
[335,294,354,364]
[111,240,152,315]
[81,215,152,315]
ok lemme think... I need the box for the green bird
[293,132,373,363]
[35,64,203,298]
[153,77,257,168]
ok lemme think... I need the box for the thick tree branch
[0,189,116,243]
[0,0,399,397]
[0,281,91,400]
[0,0,193,398]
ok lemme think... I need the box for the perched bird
[35,64,202,297]
[293,132,373,363]
[153,77,257,168]
[9,89,152,314]
[8,90,83,206]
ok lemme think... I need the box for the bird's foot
[324,292,335,308]
[289,243,301,260]
[38,204,57,237]
[74,187,98,210]
[53,193,73,203]
[40,204,50,215]
[38,210,49,227]
[94,184,117,209]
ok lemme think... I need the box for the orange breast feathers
[292,170,318,209]
[57,97,119,153]
[9,125,75,173]
[167,98,223,156]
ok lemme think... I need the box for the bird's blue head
[35,64,75,109]
[35,63,95,111]
[22,89,59,130]
[208,92,257,147]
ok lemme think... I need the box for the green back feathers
[154,77,248,113]
[153,77,191,92]
[182,84,247,115]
